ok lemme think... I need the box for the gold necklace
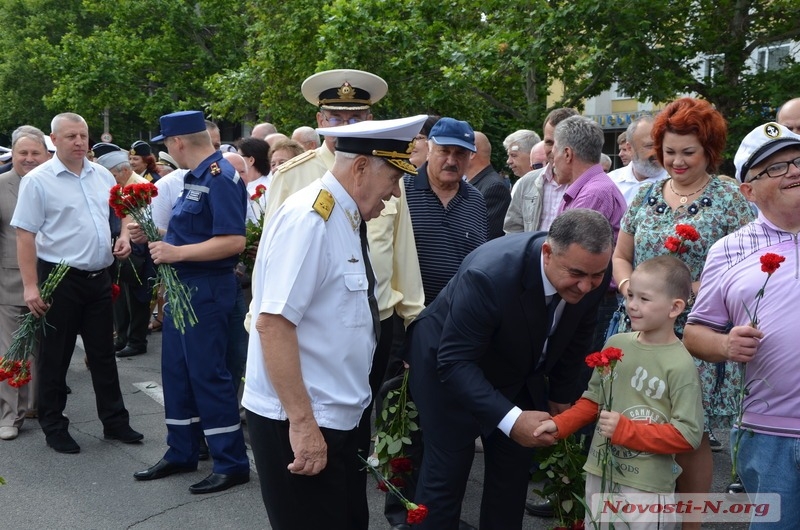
[669,177,709,204]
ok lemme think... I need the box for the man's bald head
[777,98,800,134]
[251,122,277,140]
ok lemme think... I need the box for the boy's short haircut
[634,255,692,302]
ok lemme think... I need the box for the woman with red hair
[611,97,754,526]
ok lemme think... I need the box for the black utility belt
[39,260,107,279]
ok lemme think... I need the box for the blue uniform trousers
[162,271,249,474]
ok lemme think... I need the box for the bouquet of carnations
[664,223,700,255]
[109,182,197,333]
[1,261,70,387]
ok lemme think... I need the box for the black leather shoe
[727,477,745,494]
[116,346,146,358]
[189,472,249,494]
[46,431,80,454]
[134,459,197,481]
[525,499,554,518]
[104,425,144,443]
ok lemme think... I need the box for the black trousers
[246,411,368,530]
[37,261,129,436]
[113,280,150,350]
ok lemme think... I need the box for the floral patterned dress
[619,176,755,430]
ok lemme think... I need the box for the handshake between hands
[514,407,622,447]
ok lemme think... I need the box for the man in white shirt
[243,115,427,529]
[607,115,667,206]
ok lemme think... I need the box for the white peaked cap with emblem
[302,69,388,110]
[317,114,428,175]
[735,121,800,182]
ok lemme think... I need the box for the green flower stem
[5,261,70,362]
[127,207,197,334]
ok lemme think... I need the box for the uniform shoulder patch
[312,189,335,221]
[276,150,316,174]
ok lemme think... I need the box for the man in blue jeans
[685,121,800,528]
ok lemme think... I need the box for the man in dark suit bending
[407,208,613,530]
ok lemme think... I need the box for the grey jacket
[503,167,545,233]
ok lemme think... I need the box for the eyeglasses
[748,156,800,182]
[531,162,544,170]
[323,114,363,126]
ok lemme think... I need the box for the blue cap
[428,117,476,152]
[151,110,206,142]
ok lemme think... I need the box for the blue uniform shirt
[165,151,247,274]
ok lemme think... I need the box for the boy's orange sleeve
[552,397,599,439]
[610,416,693,453]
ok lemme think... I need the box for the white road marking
[133,381,165,406]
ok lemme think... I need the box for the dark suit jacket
[468,164,511,240]
[407,231,610,444]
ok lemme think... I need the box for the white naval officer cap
[317,114,428,176]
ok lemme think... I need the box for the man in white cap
[684,122,800,522]
[265,68,389,216]
[259,69,425,484]
[243,115,427,529]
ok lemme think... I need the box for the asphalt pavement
[1,330,745,529]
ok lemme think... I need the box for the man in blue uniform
[131,110,250,494]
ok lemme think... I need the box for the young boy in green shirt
[535,255,704,529]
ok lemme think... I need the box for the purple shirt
[688,213,800,437]
[557,164,627,239]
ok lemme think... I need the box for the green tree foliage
[0,0,83,135]
[0,0,797,158]
[534,0,800,158]
[0,0,245,143]
[206,0,327,131]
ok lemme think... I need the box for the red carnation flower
[664,236,681,253]
[390,457,414,474]
[377,481,389,492]
[251,184,267,200]
[760,253,786,275]
[604,347,623,362]
[406,503,429,524]
[111,283,121,303]
[675,224,700,242]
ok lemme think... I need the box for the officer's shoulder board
[276,149,316,174]
[312,189,334,221]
